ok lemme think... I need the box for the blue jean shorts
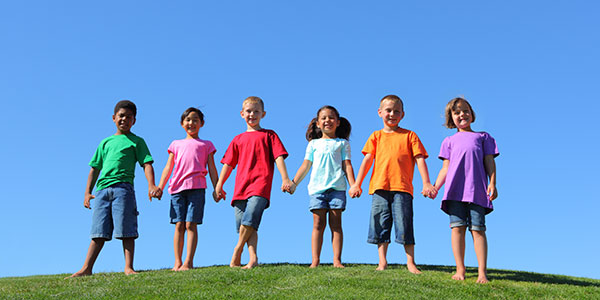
[90,182,138,240]
[367,190,415,245]
[446,200,486,232]
[170,189,206,224]
[309,189,346,211]
[233,196,268,232]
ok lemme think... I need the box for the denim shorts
[367,190,415,245]
[170,189,206,224]
[309,189,346,211]
[446,200,486,232]
[90,182,138,240]
[233,196,268,232]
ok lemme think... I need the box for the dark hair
[114,100,137,116]
[380,94,404,111]
[180,107,205,124]
[305,105,351,141]
[444,97,476,129]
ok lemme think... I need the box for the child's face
[112,108,136,134]
[378,100,404,128]
[241,102,266,128]
[451,100,473,131]
[317,108,340,137]
[181,111,203,138]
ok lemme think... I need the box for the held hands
[421,183,438,199]
[84,193,95,209]
[487,183,498,200]
[281,178,294,194]
[149,186,162,201]
[214,185,226,202]
[349,184,362,198]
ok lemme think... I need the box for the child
[214,96,293,269]
[157,107,219,271]
[432,97,498,283]
[349,95,437,274]
[70,100,159,277]
[289,105,356,268]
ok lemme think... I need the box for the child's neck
[321,132,336,139]
[115,130,131,135]
[457,127,473,132]
[246,124,263,132]
[382,124,399,133]
[185,134,199,139]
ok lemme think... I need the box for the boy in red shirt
[215,96,293,269]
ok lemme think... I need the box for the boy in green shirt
[69,100,160,277]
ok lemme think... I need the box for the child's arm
[433,159,450,197]
[290,160,313,194]
[214,163,233,202]
[484,154,498,200]
[206,152,220,202]
[157,153,175,200]
[415,155,437,198]
[84,167,101,209]
[342,160,356,187]
[143,162,159,201]
[349,153,373,198]
[275,155,293,193]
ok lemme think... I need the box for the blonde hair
[242,96,264,110]
[380,94,404,111]
[444,97,476,129]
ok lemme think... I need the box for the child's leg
[180,222,198,271]
[310,209,327,268]
[173,222,185,270]
[122,237,137,275]
[376,242,389,270]
[329,209,344,268]
[472,230,488,283]
[231,224,254,267]
[391,192,420,274]
[242,229,258,269]
[403,244,421,274]
[451,226,467,280]
[69,238,105,278]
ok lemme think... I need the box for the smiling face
[181,111,203,138]
[451,100,474,132]
[316,108,340,138]
[241,101,266,131]
[378,100,404,130]
[112,108,136,134]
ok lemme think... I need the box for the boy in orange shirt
[349,95,437,273]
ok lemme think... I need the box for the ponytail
[306,105,352,141]
[336,117,351,140]
[305,117,322,141]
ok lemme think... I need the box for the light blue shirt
[304,138,351,195]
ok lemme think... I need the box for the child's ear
[262,111,266,118]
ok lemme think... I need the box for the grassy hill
[1,264,599,299]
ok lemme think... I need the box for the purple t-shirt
[439,131,499,214]
[167,138,216,194]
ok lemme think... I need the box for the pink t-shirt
[221,129,288,207]
[167,138,216,194]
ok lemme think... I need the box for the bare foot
[476,274,489,283]
[172,262,182,271]
[376,263,387,271]
[333,261,345,268]
[242,260,258,269]
[407,263,422,274]
[67,269,91,278]
[178,264,193,271]
[124,268,138,275]
[452,270,466,281]
[230,253,242,268]
[310,258,320,268]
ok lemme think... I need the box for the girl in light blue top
[289,105,356,268]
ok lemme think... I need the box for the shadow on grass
[418,265,600,287]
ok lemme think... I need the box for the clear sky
[1,1,598,279]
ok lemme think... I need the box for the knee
[185,222,197,231]
[175,222,185,232]
[314,220,326,231]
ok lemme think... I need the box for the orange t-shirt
[362,128,428,196]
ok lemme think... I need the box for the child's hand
[149,186,162,201]
[487,183,498,200]
[215,186,226,202]
[421,183,437,199]
[349,185,362,198]
[288,181,297,194]
[84,193,95,209]
[212,190,219,202]
[281,178,293,193]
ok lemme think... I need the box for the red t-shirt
[221,129,288,207]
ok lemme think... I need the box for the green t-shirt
[89,133,154,191]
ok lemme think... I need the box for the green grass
[1,264,599,299]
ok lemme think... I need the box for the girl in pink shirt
[157,107,219,271]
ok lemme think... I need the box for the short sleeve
[341,140,351,160]
[438,137,451,160]
[206,140,217,155]
[304,141,314,162]
[89,143,103,169]
[269,131,288,160]
[482,133,499,157]
[135,138,154,167]
[362,132,377,155]
[167,140,176,155]
[221,139,239,168]
[410,131,428,159]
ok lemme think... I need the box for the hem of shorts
[469,226,486,232]
[367,239,390,244]
[115,234,139,240]
[170,219,203,224]
[309,207,346,212]
[395,239,415,245]
[241,222,259,231]
[449,221,468,228]
[90,234,111,240]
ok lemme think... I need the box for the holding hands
[421,183,438,199]
[348,184,362,198]
[149,186,163,201]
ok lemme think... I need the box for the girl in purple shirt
[432,97,499,284]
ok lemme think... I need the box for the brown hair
[305,105,351,141]
[242,96,264,110]
[180,107,204,124]
[380,94,404,111]
[114,100,137,117]
[444,97,476,129]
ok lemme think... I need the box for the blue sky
[1,1,599,279]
